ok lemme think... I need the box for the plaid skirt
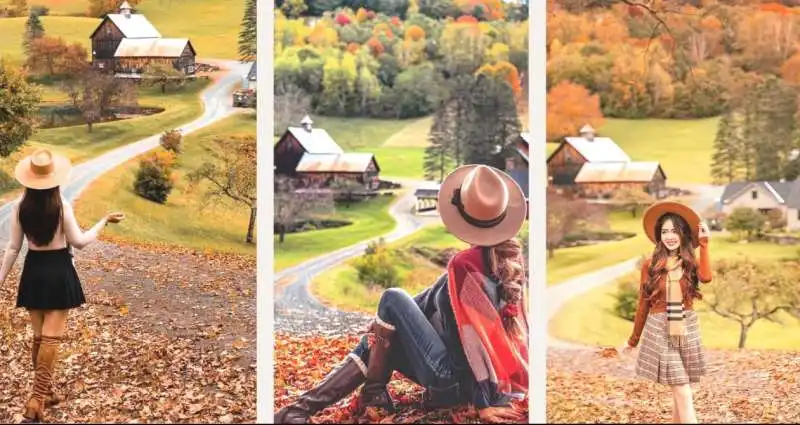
[636,311,706,385]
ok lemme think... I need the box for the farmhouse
[274,116,381,191]
[505,132,530,196]
[89,1,197,77]
[547,124,667,198]
[720,180,800,230]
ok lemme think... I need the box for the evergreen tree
[423,105,455,182]
[238,0,257,63]
[752,76,797,181]
[463,76,521,168]
[711,111,740,184]
[739,95,757,181]
[22,12,45,54]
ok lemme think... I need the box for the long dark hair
[645,213,700,301]
[488,238,526,337]
[19,187,62,246]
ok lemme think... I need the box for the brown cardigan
[627,238,712,347]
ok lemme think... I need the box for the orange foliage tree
[26,36,87,77]
[477,61,522,98]
[405,25,426,42]
[455,0,504,20]
[546,81,604,141]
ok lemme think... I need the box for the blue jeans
[351,288,463,404]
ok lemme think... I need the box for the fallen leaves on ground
[0,241,256,423]
[275,333,529,424]
[548,347,800,423]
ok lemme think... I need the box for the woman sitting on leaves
[623,201,712,424]
[0,149,125,423]
[276,165,529,424]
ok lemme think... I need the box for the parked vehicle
[233,89,256,108]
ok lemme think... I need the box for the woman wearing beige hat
[276,164,529,424]
[623,201,712,424]
[0,149,125,423]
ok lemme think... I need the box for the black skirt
[16,247,86,310]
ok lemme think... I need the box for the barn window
[187,65,195,74]
[751,190,758,200]
[98,63,105,69]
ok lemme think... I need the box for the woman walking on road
[624,201,712,424]
[275,164,529,424]
[0,149,125,423]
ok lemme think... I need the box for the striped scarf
[666,257,686,347]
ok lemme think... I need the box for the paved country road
[274,180,438,336]
[0,59,251,246]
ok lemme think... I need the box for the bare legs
[671,384,697,424]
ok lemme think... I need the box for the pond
[559,230,637,248]
[275,219,352,235]
[37,105,165,129]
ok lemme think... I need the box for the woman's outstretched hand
[105,212,125,224]
[478,406,524,423]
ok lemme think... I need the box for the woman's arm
[62,201,108,250]
[627,258,652,348]
[0,205,24,284]
[697,237,712,283]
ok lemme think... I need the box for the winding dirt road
[0,59,252,245]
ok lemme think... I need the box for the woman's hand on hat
[105,212,125,224]
[698,222,711,240]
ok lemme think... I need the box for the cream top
[0,197,108,284]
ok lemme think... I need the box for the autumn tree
[274,83,311,137]
[88,0,140,18]
[63,68,138,132]
[239,0,257,62]
[147,63,184,94]
[188,135,258,244]
[725,207,764,240]
[706,258,800,349]
[0,62,41,157]
[26,36,88,77]
[547,80,604,142]
[546,189,607,258]
[274,176,335,244]
[611,187,653,217]
[23,12,45,54]
[159,129,182,153]
[134,151,176,204]
[10,0,27,17]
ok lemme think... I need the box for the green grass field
[551,237,800,350]
[311,224,467,313]
[601,118,718,185]
[0,16,97,64]
[274,194,399,272]
[307,116,429,179]
[75,112,257,255]
[0,0,242,63]
[546,118,718,184]
[32,80,208,163]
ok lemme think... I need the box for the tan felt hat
[437,164,527,247]
[14,149,71,190]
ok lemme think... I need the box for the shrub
[727,207,765,239]
[159,129,183,154]
[133,151,175,204]
[354,239,400,289]
[613,272,640,322]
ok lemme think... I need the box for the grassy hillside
[0,0,242,63]
[75,112,257,255]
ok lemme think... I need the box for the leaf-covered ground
[0,238,256,423]
[275,333,529,424]
[547,347,800,423]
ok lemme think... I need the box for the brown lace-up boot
[357,318,396,413]
[22,335,58,423]
[274,355,366,424]
[32,336,62,407]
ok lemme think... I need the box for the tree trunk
[246,206,256,244]
[279,223,286,244]
[738,323,750,349]
[548,246,555,259]
[87,121,93,133]
[161,82,166,94]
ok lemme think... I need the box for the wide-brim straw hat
[14,149,72,190]
[438,164,527,247]
[642,200,701,248]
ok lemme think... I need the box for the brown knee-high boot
[32,336,62,407]
[357,318,396,412]
[274,355,367,424]
[23,335,58,423]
